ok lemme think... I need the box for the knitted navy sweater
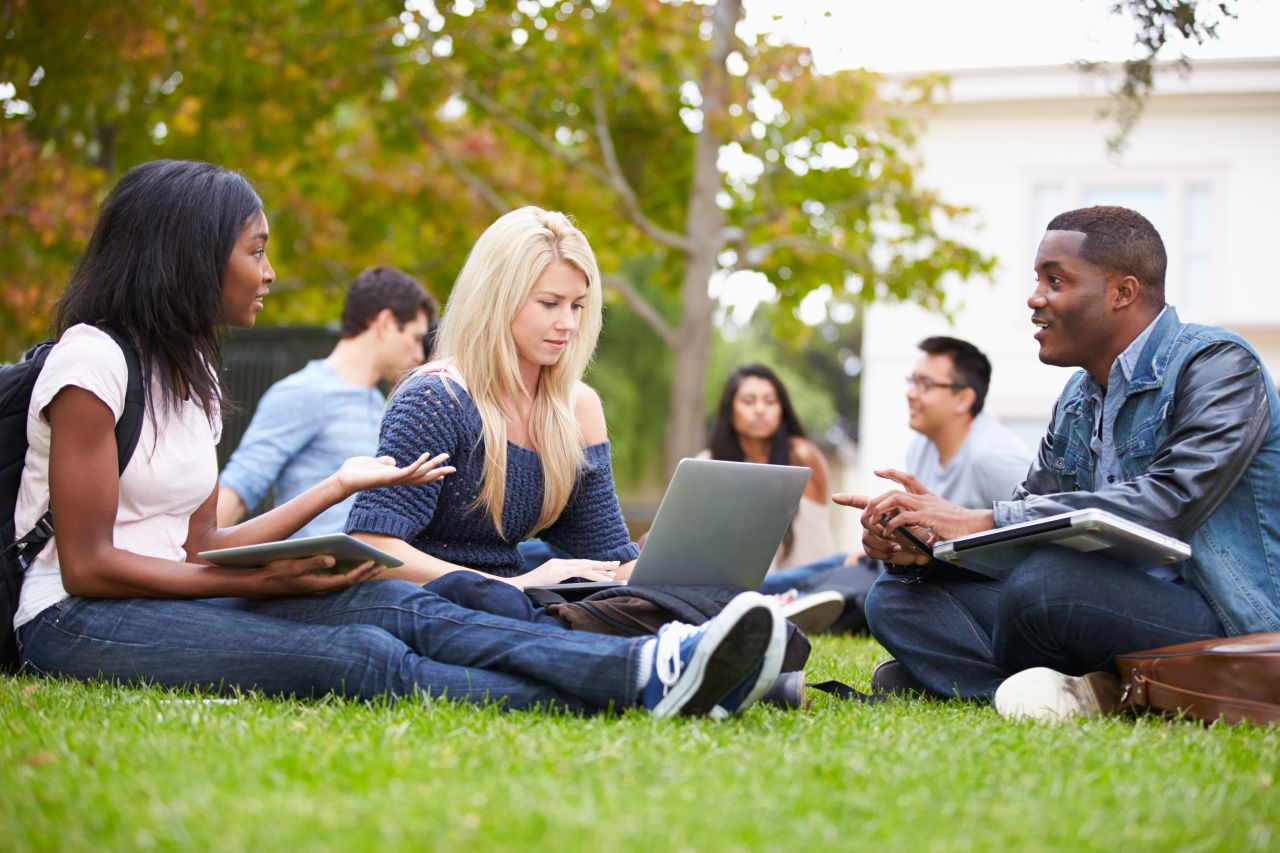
[345,372,639,577]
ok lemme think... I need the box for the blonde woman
[347,207,639,589]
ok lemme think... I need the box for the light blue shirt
[1081,306,1168,491]
[220,360,384,539]
[1024,307,1177,581]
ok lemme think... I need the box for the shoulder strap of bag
[13,323,144,572]
[807,679,890,704]
[1123,674,1280,726]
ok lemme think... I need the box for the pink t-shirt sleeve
[31,325,129,425]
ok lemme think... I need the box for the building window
[1030,179,1216,322]
[1183,184,1213,317]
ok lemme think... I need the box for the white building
[839,56,1280,548]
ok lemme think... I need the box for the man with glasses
[904,337,1031,510]
[858,337,1030,694]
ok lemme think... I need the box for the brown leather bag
[1115,632,1280,726]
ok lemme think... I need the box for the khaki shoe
[779,590,846,635]
[994,667,1122,723]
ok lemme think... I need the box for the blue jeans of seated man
[864,547,1227,700]
[758,553,848,596]
[16,579,644,712]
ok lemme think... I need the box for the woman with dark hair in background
[10,160,779,718]
[706,364,839,575]
[704,364,857,633]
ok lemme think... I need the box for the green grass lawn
[3,634,1277,852]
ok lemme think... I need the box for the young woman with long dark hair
[706,364,838,573]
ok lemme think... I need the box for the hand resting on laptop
[512,559,625,589]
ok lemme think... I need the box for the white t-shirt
[12,324,221,628]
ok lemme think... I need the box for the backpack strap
[13,324,145,572]
[95,324,146,470]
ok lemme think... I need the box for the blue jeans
[424,572,563,626]
[16,579,644,712]
[757,553,848,595]
[864,547,1227,700]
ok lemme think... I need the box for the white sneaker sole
[781,590,846,635]
[710,597,788,719]
[651,592,775,719]
[994,667,1121,723]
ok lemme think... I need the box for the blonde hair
[431,206,604,536]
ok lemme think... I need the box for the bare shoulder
[789,436,829,471]
[573,382,608,445]
[790,436,830,499]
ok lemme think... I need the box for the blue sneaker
[711,596,786,719]
[640,591,777,718]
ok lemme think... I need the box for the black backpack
[1,325,144,670]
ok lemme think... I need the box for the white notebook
[932,508,1190,578]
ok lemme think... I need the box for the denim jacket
[995,307,1280,635]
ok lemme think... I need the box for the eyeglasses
[905,374,966,392]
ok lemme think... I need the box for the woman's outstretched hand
[334,452,455,497]
[249,557,383,597]
[508,559,620,589]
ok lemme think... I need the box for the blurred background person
[217,266,438,537]
[704,363,839,574]
[702,364,849,634]
[903,336,1030,509]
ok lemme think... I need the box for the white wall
[852,58,1280,505]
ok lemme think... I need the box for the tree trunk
[663,0,737,475]
[665,254,718,474]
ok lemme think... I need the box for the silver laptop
[932,508,1191,578]
[528,458,811,593]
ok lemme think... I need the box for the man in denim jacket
[837,206,1280,720]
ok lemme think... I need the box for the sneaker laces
[653,622,702,696]
[771,588,800,607]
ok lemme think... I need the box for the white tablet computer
[932,508,1190,578]
[198,533,403,574]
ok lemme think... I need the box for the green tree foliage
[589,254,676,489]
[0,122,105,347]
[0,0,485,351]
[330,0,995,471]
[1,0,996,480]
[1083,0,1239,152]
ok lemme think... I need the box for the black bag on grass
[0,325,144,670]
